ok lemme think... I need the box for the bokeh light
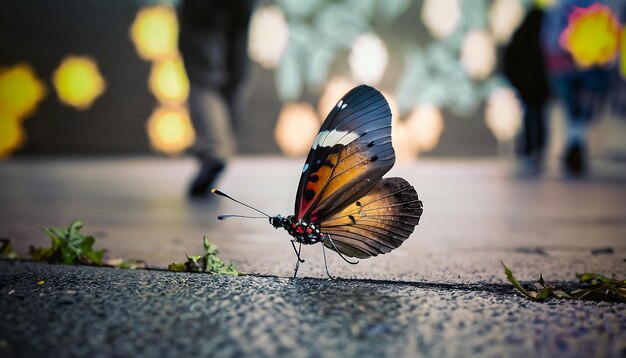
[404,104,445,153]
[489,0,525,44]
[391,121,415,162]
[146,106,195,154]
[52,56,106,110]
[0,113,25,158]
[248,6,289,69]
[485,87,522,142]
[317,77,357,120]
[149,56,190,105]
[130,6,179,61]
[460,30,496,80]
[421,0,461,39]
[560,3,620,68]
[621,26,626,78]
[348,33,388,85]
[274,102,320,156]
[0,64,46,118]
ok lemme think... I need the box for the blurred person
[178,0,255,197]
[504,5,550,175]
[541,0,612,176]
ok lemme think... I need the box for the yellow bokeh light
[130,6,179,61]
[0,64,46,118]
[274,102,320,157]
[621,27,626,78]
[560,3,620,68]
[52,56,106,110]
[149,56,189,105]
[0,113,25,158]
[147,106,196,155]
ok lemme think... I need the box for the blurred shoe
[516,155,542,177]
[563,140,586,177]
[189,158,225,198]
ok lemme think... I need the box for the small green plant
[169,237,239,276]
[502,262,626,302]
[30,221,104,265]
[0,238,18,259]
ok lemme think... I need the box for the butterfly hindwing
[319,177,423,259]
[295,85,395,221]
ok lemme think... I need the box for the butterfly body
[271,214,324,245]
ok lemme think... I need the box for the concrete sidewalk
[0,157,625,357]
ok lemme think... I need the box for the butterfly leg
[326,235,359,265]
[321,242,335,280]
[291,241,304,278]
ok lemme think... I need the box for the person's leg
[178,0,237,196]
[186,84,235,196]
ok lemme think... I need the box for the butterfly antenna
[325,235,359,265]
[321,242,335,280]
[217,214,268,220]
[291,242,304,278]
[211,189,271,218]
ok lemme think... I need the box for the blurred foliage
[30,221,105,265]
[0,238,18,259]
[502,262,626,302]
[271,0,519,116]
[169,237,239,276]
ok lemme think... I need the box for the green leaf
[501,262,536,301]
[170,237,239,276]
[536,287,551,301]
[33,221,104,266]
[168,262,187,272]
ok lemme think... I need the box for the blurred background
[1,0,624,162]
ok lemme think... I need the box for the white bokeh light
[489,0,525,44]
[485,87,523,142]
[405,104,445,153]
[460,30,497,80]
[248,6,289,69]
[421,0,461,39]
[274,102,320,156]
[348,33,389,85]
[391,121,415,162]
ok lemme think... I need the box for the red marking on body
[292,223,296,228]
[306,228,312,234]
[296,227,304,234]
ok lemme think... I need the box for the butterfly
[212,85,423,278]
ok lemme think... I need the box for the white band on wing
[311,129,359,149]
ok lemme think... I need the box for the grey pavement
[0,157,626,357]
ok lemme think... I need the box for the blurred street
[1,156,625,281]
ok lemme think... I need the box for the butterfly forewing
[319,177,423,259]
[295,85,395,221]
